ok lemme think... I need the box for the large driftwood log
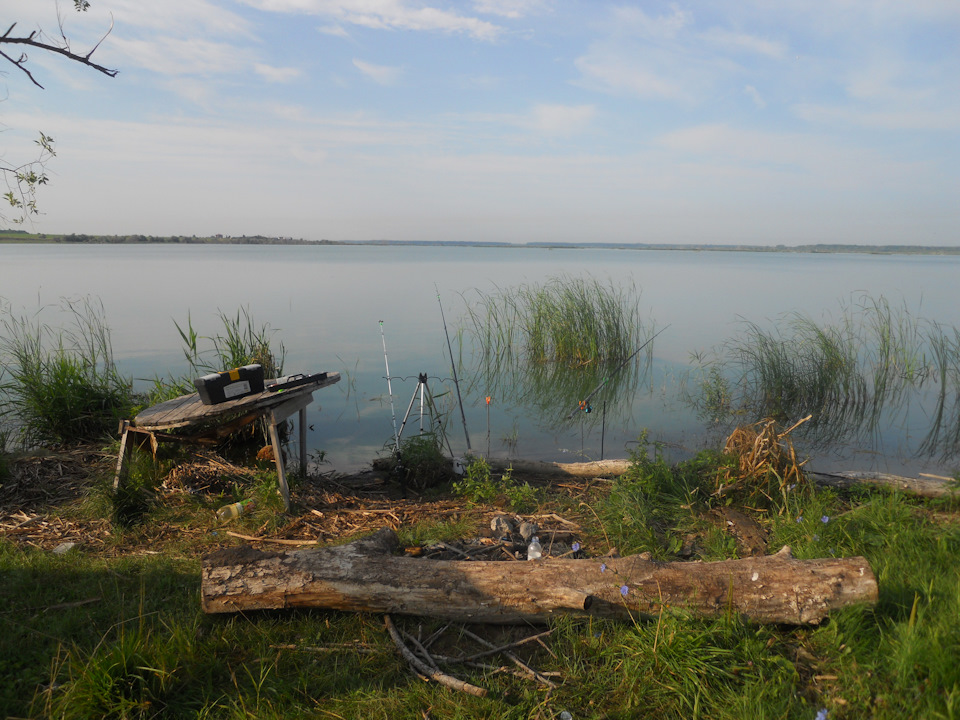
[489,459,958,499]
[806,470,958,499]
[202,528,877,625]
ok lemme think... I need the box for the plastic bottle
[527,536,542,560]
[216,499,255,521]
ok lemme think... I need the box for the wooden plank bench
[114,372,340,510]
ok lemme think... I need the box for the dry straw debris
[714,415,812,507]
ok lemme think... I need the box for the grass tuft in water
[687,293,960,457]
[0,297,134,447]
[149,307,286,404]
[463,275,656,427]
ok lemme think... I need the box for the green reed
[462,276,654,426]
[690,294,960,456]
[0,297,133,446]
[464,276,644,367]
[149,307,286,403]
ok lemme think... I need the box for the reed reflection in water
[685,294,960,462]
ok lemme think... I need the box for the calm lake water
[2,243,959,476]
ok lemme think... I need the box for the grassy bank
[2,439,959,719]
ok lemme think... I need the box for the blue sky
[3,0,958,244]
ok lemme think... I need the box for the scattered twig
[384,615,488,697]
[225,531,318,546]
[270,642,379,655]
[458,627,557,689]
[456,629,555,663]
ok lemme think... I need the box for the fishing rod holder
[396,372,441,446]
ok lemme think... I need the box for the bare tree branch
[0,22,118,89]
[1,4,117,225]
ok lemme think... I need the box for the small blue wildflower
[815,709,828,720]
[600,563,607,573]
[796,516,803,523]
[788,483,797,491]
[620,585,629,597]
[812,534,820,541]
[821,515,830,523]
[572,542,581,552]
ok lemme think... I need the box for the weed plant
[453,455,541,512]
[464,275,646,366]
[391,432,451,491]
[0,297,133,447]
[148,307,285,403]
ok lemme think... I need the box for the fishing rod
[566,324,671,420]
[436,285,472,452]
[379,320,401,451]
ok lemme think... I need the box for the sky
[2,0,959,245]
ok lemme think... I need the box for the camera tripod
[396,373,452,455]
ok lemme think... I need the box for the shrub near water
[0,297,133,446]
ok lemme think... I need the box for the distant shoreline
[2,230,959,256]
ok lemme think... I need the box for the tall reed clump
[466,275,643,367]
[148,307,286,403]
[731,312,867,426]
[0,297,133,447]
[463,276,654,423]
[689,294,960,454]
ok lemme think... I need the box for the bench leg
[267,413,291,511]
[113,420,132,491]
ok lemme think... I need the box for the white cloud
[610,4,691,40]
[318,24,351,37]
[352,59,403,85]
[238,0,503,40]
[793,104,960,131]
[472,0,551,19]
[743,85,766,109]
[574,52,689,101]
[255,64,303,83]
[86,0,253,37]
[108,36,250,76]
[526,104,595,137]
[699,27,787,60]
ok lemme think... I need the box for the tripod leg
[397,383,422,444]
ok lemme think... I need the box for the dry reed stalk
[714,415,811,505]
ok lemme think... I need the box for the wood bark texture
[201,528,877,625]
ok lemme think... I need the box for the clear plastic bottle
[527,536,542,560]
[216,499,255,521]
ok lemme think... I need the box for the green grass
[4,443,959,720]
[453,455,542,513]
[147,308,286,404]
[0,297,134,448]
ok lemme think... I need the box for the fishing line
[436,285,472,452]
[567,324,671,420]
[379,320,400,451]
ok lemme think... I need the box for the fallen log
[490,459,959,499]
[806,470,959,499]
[201,528,877,625]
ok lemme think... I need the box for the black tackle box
[194,364,265,405]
